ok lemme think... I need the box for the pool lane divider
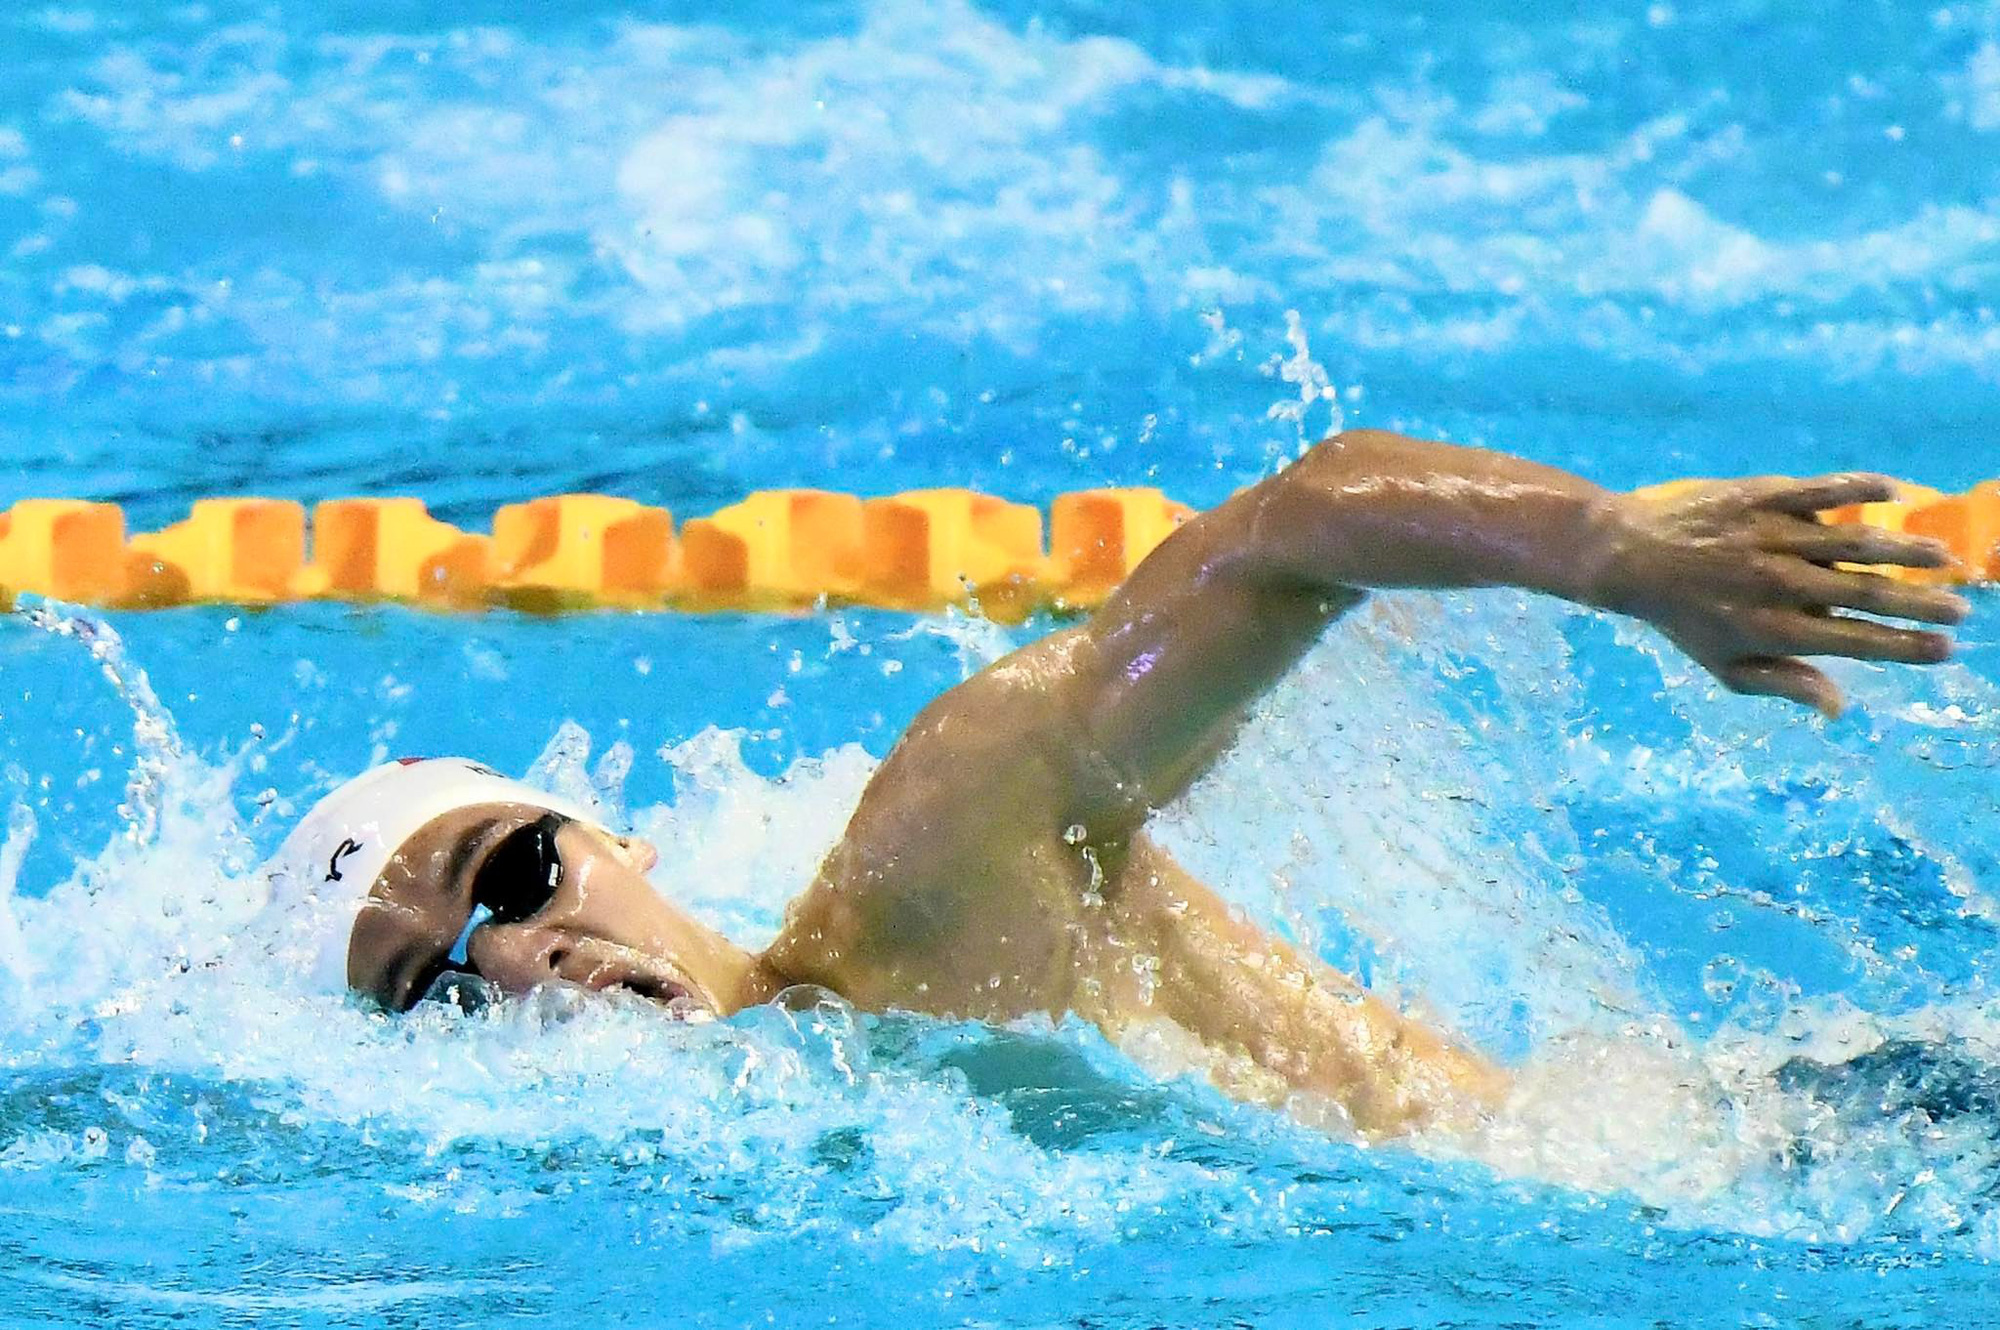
[0,481,1990,616]
[0,487,1198,616]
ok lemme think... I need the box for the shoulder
[877,628,1088,803]
[907,627,1086,744]
[830,627,1120,864]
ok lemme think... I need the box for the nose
[465,922,686,1005]
[615,833,659,873]
[464,924,569,995]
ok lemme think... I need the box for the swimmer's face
[346,802,745,1016]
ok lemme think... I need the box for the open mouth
[604,974,701,1016]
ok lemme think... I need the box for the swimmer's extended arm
[1061,429,1968,830]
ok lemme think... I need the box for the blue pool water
[4,1,2000,1325]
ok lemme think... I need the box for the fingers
[1745,608,1955,664]
[1762,518,1952,570]
[1736,473,1900,516]
[1762,558,1971,624]
[1716,657,1844,717]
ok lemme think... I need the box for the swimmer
[261,430,1971,1138]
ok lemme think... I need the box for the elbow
[1164,430,1434,596]
[1240,431,1412,588]
[1265,431,1422,524]
[1295,429,1422,485]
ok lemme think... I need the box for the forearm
[1240,429,1619,604]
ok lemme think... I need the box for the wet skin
[347,807,782,1016]
[348,430,1972,1139]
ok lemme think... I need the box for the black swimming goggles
[443,810,571,971]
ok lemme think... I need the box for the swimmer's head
[260,758,763,1016]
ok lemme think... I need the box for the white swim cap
[258,757,597,995]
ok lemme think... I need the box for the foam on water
[0,605,1271,1273]
[1153,589,2000,1248]
[1,591,1996,1275]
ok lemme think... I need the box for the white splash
[3,591,1999,1255]
[1262,308,1345,450]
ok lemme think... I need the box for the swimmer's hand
[1593,474,1971,718]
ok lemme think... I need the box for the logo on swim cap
[325,837,363,882]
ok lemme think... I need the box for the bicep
[850,499,1362,852]
[1056,493,1363,825]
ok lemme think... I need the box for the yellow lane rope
[0,481,1991,615]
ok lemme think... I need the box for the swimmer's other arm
[1033,432,1966,1133]
[1063,429,1969,821]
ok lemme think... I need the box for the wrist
[1572,494,1643,613]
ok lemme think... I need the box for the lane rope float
[0,479,1991,616]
